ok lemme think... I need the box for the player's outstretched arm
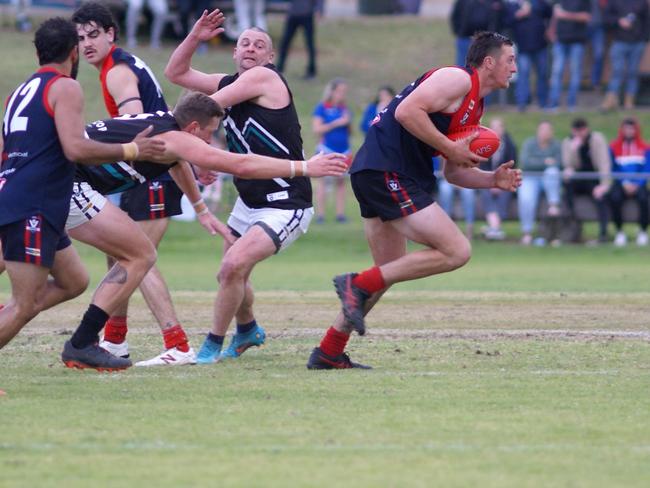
[161,131,348,179]
[165,9,227,94]
[168,161,231,240]
[51,78,165,164]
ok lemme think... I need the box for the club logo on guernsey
[387,179,401,192]
[149,181,162,191]
[26,217,41,233]
[460,99,476,126]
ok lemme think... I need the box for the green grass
[2,14,650,488]
[3,334,650,488]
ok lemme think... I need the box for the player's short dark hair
[173,92,224,129]
[34,17,79,65]
[465,31,513,68]
[71,1,120,42]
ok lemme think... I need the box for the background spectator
[587,0,606,90]
[450,0,503,67]
[360,86,395,135]
[312,78,352,223]
[480,118,517,240]
[436,158,476,239]
[125,0,169,49]
[277,0,324,79]
[562,118,612,243]
[609,118,649,246]
[547,0,591,111]
[233,0,267,37]
[601,0,650,111]
[504,0,553,112]
[178,0,211,39]
[517,120,562,245]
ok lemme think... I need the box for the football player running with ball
[307,32,523,370]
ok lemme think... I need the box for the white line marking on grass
[2,442,649,454]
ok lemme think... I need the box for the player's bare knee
[448,238,472,270]
[143,246,157,270]
[66,272,90,299]
[217,257,248,284]
[132,240,157,271]
[13,299,40,322]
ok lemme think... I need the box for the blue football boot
[220,325,266,359]
[196,336,222,364]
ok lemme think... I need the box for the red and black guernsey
[74,111,179,195]
[98,46,175,186]
[351,66,484,194]
[0,68,75,231]
[218,64,312,210]
[99,46,168,117]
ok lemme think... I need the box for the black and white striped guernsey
[218,64,312,210]
[74,111,179,195]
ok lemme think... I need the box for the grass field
[1,13,650,488]
[2,219,650,487]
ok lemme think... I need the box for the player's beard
[70,57,79,80]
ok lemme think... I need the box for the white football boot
[135,347,197,367]
[99,340,130,358]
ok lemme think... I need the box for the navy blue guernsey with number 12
[1,67,75,231]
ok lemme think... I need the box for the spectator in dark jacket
[547,0,592,111]
[504,0,553,111]
[277,0,324,79]
[480,118,517,240]
[450,0,504,66]
[601,0,650,111]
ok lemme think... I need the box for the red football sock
[352,266,386,294]
[103,316,127,344]
[319,326,350,357]
[163,325,190,352]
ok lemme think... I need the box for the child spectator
[312,78,352,223]
[360,86,395,135]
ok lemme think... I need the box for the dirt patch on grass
[14,291,650,342]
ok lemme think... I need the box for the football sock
[163,325,190,352]
[319,326,350,357]
[236,319,257,335]
[70,304,109,349]
[207,332,225,345]
[103,316,127,344]
[352,266,386,294]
